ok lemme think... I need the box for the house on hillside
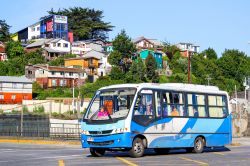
[25,65,86,89]
[133,36,163,50]
[71,41,103,56]
[65,50,109,82]
[0,76,32,104]
[103,42,113,53]
[14,15,72,43]
[139,49,163,69]
[0,42,7,61]
[25,38,70,60]
[176,42,200,57]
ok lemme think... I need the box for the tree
[162,42,180,60]
[5,41,24,59]
[217,49,250,88]
[108,50,122,66]
[145,54,157,81]
[48,54,76,66]
[110,30,136,73]
[112,30,136,58]
[126,57,146,83]
[109,66,124,80]
[201,47,217,59]
[47,7,114,40]
[0,20,11,42]
[24,49,46,65]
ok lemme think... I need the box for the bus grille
[89,130,113,135]
[87,140,114,146]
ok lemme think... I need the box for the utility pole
[187,50,191,83]
[206,75,212,85]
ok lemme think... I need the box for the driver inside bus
[97,105,108,117]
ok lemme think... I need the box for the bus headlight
[81,130,89,135]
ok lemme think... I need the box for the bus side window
[155,91,162,118]
[162,93,168,117]
[187,93,206,117]
[208,95,227,118]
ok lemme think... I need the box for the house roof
[44,47,69,53]
[82,50,104,60]
[34,65,84,73]
[26,39,52,48]
[26,38,69,48]
[0,76,32,83]
[133,36,163,47]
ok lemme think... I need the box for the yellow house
[65,50,103,75]
[64,58,84,68]
[11,33,18,41]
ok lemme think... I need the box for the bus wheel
[90,148,105,157]
[193,137,204,153]
[129,138,145,158]
[154,148,170,155]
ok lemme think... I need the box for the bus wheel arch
[134,134,148,148]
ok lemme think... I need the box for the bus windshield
[84,88,136,123]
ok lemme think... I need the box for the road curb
[0,139,81,145]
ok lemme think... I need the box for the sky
[1,0,250,56]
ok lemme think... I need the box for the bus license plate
[87,137,94,142]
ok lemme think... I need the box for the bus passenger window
[208,95,227,118]
[162,93,168,117]
[187,93,206,117]
[155,92,161,118]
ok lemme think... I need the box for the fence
[0,114,81,140]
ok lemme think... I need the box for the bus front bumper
[81,132,133,148]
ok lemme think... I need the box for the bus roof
[99,83,228,95]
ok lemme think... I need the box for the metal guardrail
[0,122,81,140]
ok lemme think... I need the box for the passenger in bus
[171,106,179,116]
[97,106,108,117]
[193,108,199,117]
[146,104,153,115]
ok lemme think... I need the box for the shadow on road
[85,146,231,158]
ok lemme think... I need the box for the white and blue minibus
[81,83,232,157]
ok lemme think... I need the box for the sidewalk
[0,137,81,146]
[232,137,250,146]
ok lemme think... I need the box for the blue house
[139,49,163,69]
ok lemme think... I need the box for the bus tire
[90,148,105,157]
[192,137,204,153]
[154,148,170,155]
[129,137,145,158]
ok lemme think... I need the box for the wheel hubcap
[195,140,202,150]
[134,142,142,154]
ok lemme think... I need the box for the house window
[11,95,16,100]
[51,71,55,75]
[45,44,50,47]
[0,83,2,90]
[12,83,17,89]
[37,27,40,31]
[0,94,4,100]
[28,70,32,74]
[63,43,68,48]
[53,43,56,47]
[60,80,66,86]
[69,72,73,76]
[32,27,35,32]
[57,43,61,47]
[60,72,64,76]
[52,79,57,86]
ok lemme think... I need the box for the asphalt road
[0,143,250,166]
